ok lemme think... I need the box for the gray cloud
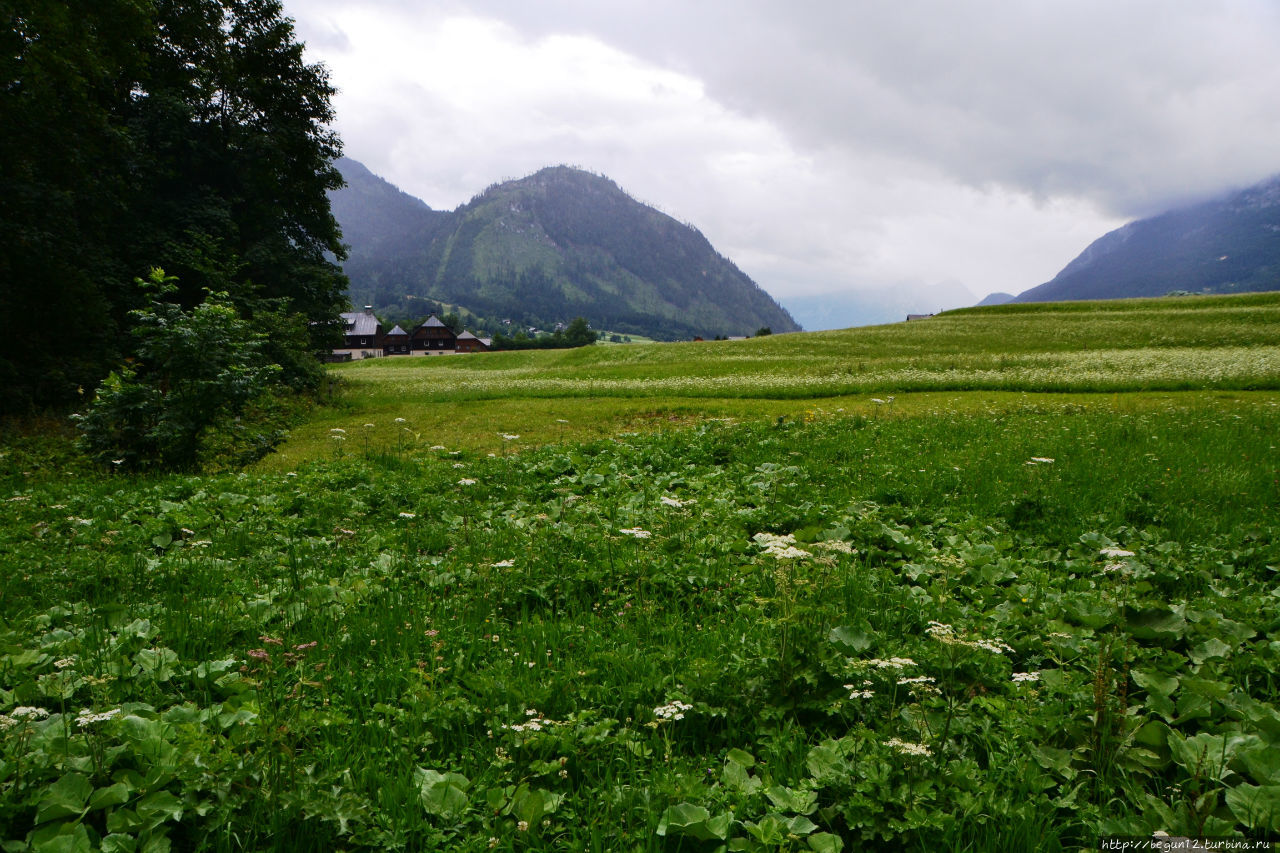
[286,0,1280,327]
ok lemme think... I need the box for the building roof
[340,311,381,337]
[456,330,479,341]
[421,314,448,328]
[385,324,408,337]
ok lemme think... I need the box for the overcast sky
[287,0,1280,328]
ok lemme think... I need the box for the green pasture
[3,292,1280,850]
[270,293,1280,465]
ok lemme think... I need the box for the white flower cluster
[1012,671,1042,683]
[843,684,875,699]
[1099,547,1135,559]
[1025,457,1055,465]
[659,496,691,508]
[752,532,811,560]
[458,478,477,486]
[76,707,122,728]
[813,540,856,555]
[855,657,918,670]
[897,675,936,686]
[503,709,558,734]
[926,621,1013,654]
[619,527,651,539]
[0,706,50,730]
[491,559,515,568]
[884,738,932,757]
[653,700,692,721]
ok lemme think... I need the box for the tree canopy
[0,0,346,414]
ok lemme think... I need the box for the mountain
[1015,175,1280,303]
[975,292,1014,307]
[329,160,800,339]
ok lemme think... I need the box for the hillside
[1015,174,1280,302]
[330,161,800,340]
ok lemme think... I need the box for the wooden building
[454,330,490,353]
[382,324,410,355]
[410,315,457,353]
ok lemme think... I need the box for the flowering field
[3,293,1280,850]
[272,292,1280,464]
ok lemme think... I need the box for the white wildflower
[659,496,688,508]
[398,512,416,519]
[1012,671,1042,683]
[884,738,932,757]
[491,559,515,568]
[430,445,447,451]
[1099,547,1135,558]
[619,527,651,539]
[501,434,520,441]
[75,707,122,728]
[53,657,76,670]
[897,675,936,685]
[394,417,407,424]
[752,532,811,560]
[843,684,875,699]
[329,428,346,434]
[654,700,692,720]
[458,478,477,486]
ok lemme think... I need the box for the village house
[330,306,384,361]
[330,310,490,359]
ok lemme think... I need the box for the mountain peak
[1015,173,1280,303]
[330,159,799,339]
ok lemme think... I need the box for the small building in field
[905,313,934,322]
[455,330,490,353]
[410,314,457,354]
[382,324,410,355]
[333,307,384,360]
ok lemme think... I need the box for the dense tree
[0,0,346,415]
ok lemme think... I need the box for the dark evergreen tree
[0,0,346,414]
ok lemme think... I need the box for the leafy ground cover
[3,394,1279,850]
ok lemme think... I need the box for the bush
[74,269,283,471]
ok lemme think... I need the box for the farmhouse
[331,307,384,361]
[330,310,490,359]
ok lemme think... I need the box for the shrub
[74,269,283,470]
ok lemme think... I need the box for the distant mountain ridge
[330,159,800,339]
[1015,175,1280,303]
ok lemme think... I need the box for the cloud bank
[288,0,1280,327]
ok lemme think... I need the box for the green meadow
[3,294,1280,851]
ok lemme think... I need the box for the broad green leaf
[656,803,731,841]
[416,769,470,820]
[1124,605,1186,640]
[27,821,93,853]
[764,784,818,815]
[1237,742,1280,784]
[134,790,183,828]
[806,742,848,784]
[88,783,132,811]
[1225,784,1280,831]
[1131,669,1178,697]
[725,748,755,768]
[36,773,93,824]
[1189,636,1233,664]
[808,833,845,853]
[512,786,562,825]
[100,835,139,853]
[827,626,872,652]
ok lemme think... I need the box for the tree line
[1,0,346,422]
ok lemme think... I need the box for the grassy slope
[269,292,1280,467]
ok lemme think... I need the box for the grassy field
[2,294,1280,850]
